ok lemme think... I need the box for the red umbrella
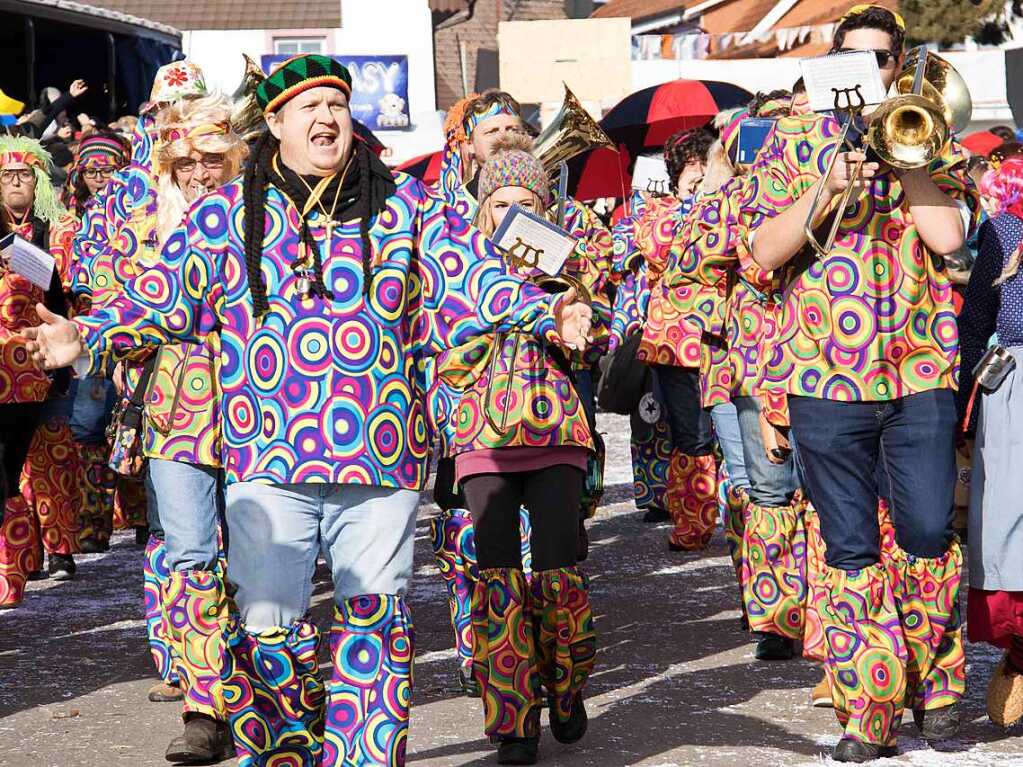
[396,150,443,184]
[962,130,1003,157]
[601,79,754,149]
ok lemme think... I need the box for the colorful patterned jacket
[741,113,980,402]
[75,172,569,488]
[435,243,598,456]
[0,216,77,404]
[71,115,221,466]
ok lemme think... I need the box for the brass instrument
[230,54,268,143]
[532,85,615,176]
[804,47,972,256]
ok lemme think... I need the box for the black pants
[0,402,43,508]
[462,464,583,571]
[654,365,715,455]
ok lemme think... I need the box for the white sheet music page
[493,206,575,277]
[632,154,670,194]
[2,234,56,290]
[800,51,887,114]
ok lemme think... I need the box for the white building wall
[181,0,442,164]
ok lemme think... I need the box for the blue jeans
[789,389,956,570]
[68,376,116,445]
[225,482,419,631]
[654,365,715,455]
[146,458,225,572]
[710,402,749,490]
[734,396,799,506]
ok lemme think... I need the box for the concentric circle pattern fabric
[742,500,807,640]
[741,114,980,402]
[429,508,478,671]
[75,173,565,488]
[143,534,180,685]
[19,416,83,555]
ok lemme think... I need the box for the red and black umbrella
[395,150,443,184]
[601,79,754,149]
[567,79,754,200]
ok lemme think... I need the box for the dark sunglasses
[833,47,897,68]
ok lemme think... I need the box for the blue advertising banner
[260,54,411,131]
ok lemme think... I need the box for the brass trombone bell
[866,94,948,170]
[532,85,615,176]
[894,48,972,136]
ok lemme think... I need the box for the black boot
[79,536,108,554]
[754,632,794,661]
[833,737,897,763]
[164,714,234,764]
[48,554,76,581]
[134,526,150,546]
[496,736,538,765]
[549,693,588,744]
[458,667,481,698]
[913,703,961,742]
[641,507,670,523]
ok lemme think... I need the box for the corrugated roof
[71,0,340,30]
[429,0,468,11]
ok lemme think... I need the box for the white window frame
[273,37,326,55]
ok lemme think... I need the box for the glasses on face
[82,167,116,180]
[0,169,35,186]
[174,154,225,173]
[834,47,897,68]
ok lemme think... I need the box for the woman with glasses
[0,135,83,603]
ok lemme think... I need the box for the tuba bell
[230,54,268,143]
[532,85,615,176]
[805,47,972,256]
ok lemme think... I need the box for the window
[274,38,325,55]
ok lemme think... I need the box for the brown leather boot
[164,714,233,764]
[147,680,183,703]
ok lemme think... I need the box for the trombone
[804,47,972,257]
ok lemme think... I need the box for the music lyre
[506,238,543,270]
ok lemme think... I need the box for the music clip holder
[646,179,668,196]
[506,237,543,270]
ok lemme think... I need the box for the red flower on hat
[163,66,189,87]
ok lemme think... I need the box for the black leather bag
[596,330,649,415]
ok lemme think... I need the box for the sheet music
[632,154,670,195]
[492,205,575,277]
[1,234,55,290]
[800,51,887,114]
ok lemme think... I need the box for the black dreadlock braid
[355,142,374,297]
[242,130,276,321]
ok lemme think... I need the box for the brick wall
[433,0,571,110]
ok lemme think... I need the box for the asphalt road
[2,413,1022,767]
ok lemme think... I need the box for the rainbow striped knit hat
[478,149,550,206]
[257,54,353,114]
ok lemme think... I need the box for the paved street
[2,413,1022,767]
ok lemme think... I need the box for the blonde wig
[154,92,248,244]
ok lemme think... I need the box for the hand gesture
[825,151,878,198]
[22,304,85,369]
[57,124,73,140]
[555,287,593,352]
[69,80,88,99]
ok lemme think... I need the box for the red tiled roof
[592,0,692,22]
[73,0,340,30]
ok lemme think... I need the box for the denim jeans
[734,396,799,506]
[68,376,116,445]
[146,458,225,572]
[654,365,715,455]
[789,389,956,570]
[225,482,419,631]
[710,401,749,490]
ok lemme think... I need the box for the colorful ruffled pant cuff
[21,418,82,555]
[471,568,541,739]
[820,563,907,747]
[0,497,41,608]
[530,567,596,725]
[630,419,673,512]
[162,570,229,719]
[887,540,965,712]
[143,534,180,685]
[114,474,148,530]
[742,499,807,639]
[665,453,719,551]
[324,595,413,767]
[77,442,116,546]
[430,508,478,673]
[222,618,326,766]
[722,484,751,602]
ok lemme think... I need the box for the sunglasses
[174,154,225,173]
[82,167,116,180]
[833,47,898,68]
